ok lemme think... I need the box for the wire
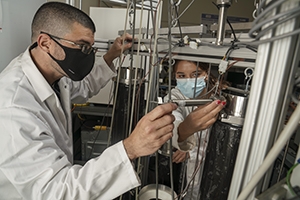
[172,0,195,22]
[174,4,184,47]
[224,41,239,61]
[240,0,300,46]
[238,29,300,46]
[249,6,300,39]
[245,45,258,53]
[286,158,300,196]
[254,0,286,24]
[227,18,238,42]
[176,130,209,199]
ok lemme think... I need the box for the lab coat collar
[22,46,55,103]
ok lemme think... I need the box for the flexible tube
[237,102,300,200]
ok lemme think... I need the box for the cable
[241,0,300,46]
[238,29,300,46]
[87,94,114,159]
[172,0,195,22]
[177,130,208,199]
[254,0,286,24]
[245,45,258,53]
[227,18,238,42]
[286,158,300,196]
[174,4,184,47]
[249,6,300,39]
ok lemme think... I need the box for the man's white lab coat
[164,88,210,200]
[0,47,140,200]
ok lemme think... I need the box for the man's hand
[103,33,133,66]
[178,100,226,142]
[123,103,177,160]
[172,149,189,163]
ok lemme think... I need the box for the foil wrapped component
[200,121,243,200]
[200,88,248,199]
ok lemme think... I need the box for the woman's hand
[172,149,189,163]
[177,100,226,142]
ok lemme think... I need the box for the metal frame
[229,1,300,199]
[121,1,300,198]
[89,0,300,198]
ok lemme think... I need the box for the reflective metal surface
[158,140,171,157]
[220,87,249,126]
[113,67,144,85]
[138,184,177,200]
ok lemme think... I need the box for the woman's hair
[31,2,96,43]
[173,59,229,98]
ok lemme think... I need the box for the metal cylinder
[199,88,248,199]
[199,121,243,200]
[111,67,144,145]
[114,67,144,85]
[215,0,232,45]
[138,184,177,200]
[220,88,249,126]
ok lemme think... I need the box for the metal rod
[216,0,232,45]
[79,0,82,10]
[172,99,213,107]
[167,0,174,199]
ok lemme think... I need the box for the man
[0,2,224,199]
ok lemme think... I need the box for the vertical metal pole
[79,0,82,10]
[167,0,174,199]
[215,0,232,45]
[69,0,75,6]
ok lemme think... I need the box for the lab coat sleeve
[68,56,116,104]
[0,107,140,200]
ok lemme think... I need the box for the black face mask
[48,39,95,81]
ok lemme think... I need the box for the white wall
[48,0,100,15]
[0,0,45,72]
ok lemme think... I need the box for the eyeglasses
[40,31,98,54]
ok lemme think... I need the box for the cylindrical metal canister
[199,88,248,199]
[111,67,144,145]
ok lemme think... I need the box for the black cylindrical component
[111,68,145,200]
[199,88,248,199]
[199,121,242,200]
[111,67,144,145]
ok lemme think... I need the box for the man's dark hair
[31,2,96,42]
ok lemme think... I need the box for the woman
[164,60,227,199]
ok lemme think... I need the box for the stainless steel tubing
[216,0,232,45]
[172,99,213,107]
[200,88,248,199]
[138,184,177,200]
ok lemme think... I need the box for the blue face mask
[176,76,206,98]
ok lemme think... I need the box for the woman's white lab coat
[0,47,140,200]
[164,88,210,200]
